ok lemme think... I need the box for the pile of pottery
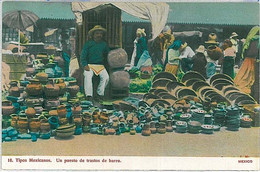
[2,55,82,141]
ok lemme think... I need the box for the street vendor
[222,39,236,78]
[179,42,195,73]
[130,28,148,67]
[80,25,110,102]
[204,33,223,78]
[164,40,182,75]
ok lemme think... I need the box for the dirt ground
[2,127,259,157]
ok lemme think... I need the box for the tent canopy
[72,2,169,39]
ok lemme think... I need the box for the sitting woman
[164,40,182,76]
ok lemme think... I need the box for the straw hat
[88,25,106,37]
[195,45,205,53]
[230,32,238,38]
[180,42,188,50]
[152,72,177,83]
[205,33,219,44]
[136,28,146,37]
[181,71,206,83]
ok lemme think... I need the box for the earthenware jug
[35,72,48,84]
[2,100,16,117]
[141,123,151,136]
[44,79,60,98]
[26,79,43,96]
[67,80,79,98]
[57,105,67,118]
[56,78,66,95]
[29,118,41,132]
[25,107,36,118]
[40,118,51,133]
[165,120,173,132]
[17,116,29,133]
[10,114,19,129]
[9,81,20,97]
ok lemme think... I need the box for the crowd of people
[131,26,247,81]
[79,25,259,102]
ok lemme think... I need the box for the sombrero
[205,33,219,44]
[138,101,150,109]
[176,87,197,99]
[152,78,172,88]
[184,78,201,87]
[210,95,229,104]
[202,89,219,100]
[209,74,234,85]
[88,25,106,37]
[181,71,206,83]
[163,99,176,106]
[224,90,241,99]
[228,92,253,102]
[152,72,177,83]
[166,81,185,92]
[192,81,210,92]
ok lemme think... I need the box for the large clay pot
[26,63,35,77]
[110,70,130,88]
[2,100,16,117]
[26,79,43,96]
[44,79,60,98]
[57,105,67,118]
[56,78,67,95]
[9,81,20,97]
[25,107,36,118]
[29,118,41,132]
[67,80,79,97]
[49,109,58,117]
[107,48,128,69]
[207,46,223,61]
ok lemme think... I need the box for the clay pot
[57,105,67,118]
[17,116,29,133]
[49,109,58,116]
[2,100,16,117]
[100,111,109,123]
[40,118,51,133]
[56,78,67,95]
[72,104,82,115]
[73,116,83,126]
[110,70,130,89]
[34,106,44,114]
[44,79,60,98]
[165,120,173,132]
[29,118,41,132]
[141,123,151,136]
[157,122,166,134]
[35,72,48,84]
[82,112,92,126]
[10,114,19,129]
[45,99,60,111]
[25,107,36,118]
[93,114,101,124]
[26,63,35,77]
[149,121,157,134]
[9,81,20,97]
[26,79,43,96]
[67,80,79,97]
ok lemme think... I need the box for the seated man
[80,25,110,102]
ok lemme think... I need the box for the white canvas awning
[71,2,169,39]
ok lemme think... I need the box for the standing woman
[164,40,182,76]
[222,39,236,78]
[234,26,259,95]
[130,28,147,67]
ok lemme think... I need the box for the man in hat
[230,32,242,66]
[80,25,110,102]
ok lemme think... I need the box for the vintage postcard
[1,0,259,171]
